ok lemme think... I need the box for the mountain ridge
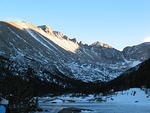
[0,21,150,83]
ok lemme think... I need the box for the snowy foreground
[34,88,150,113]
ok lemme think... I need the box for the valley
[0,21,150,113]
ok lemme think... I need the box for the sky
[0,0,150,50]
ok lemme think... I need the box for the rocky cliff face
[123,42,150,61]
[0,21,150,83]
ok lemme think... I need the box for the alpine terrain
[0,21,150,112]
[0,21,150,83]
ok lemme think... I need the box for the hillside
[107,58,150,91]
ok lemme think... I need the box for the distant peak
[91,41,112,48]
[38,25,53,34]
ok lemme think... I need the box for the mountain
[107,58,150,91]
[0,21,150,84]
[123,42,150,61]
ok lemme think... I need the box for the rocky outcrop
[123,42,150,61]
[91,41,112,48]
[53,31,64,38]
[38,25,53,35]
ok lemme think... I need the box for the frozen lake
[35,88,150,113]
[37,102,150,113]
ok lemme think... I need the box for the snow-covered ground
[106,88,150,105]
[34,88,150,113]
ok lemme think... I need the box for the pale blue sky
[0,0,150,50]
